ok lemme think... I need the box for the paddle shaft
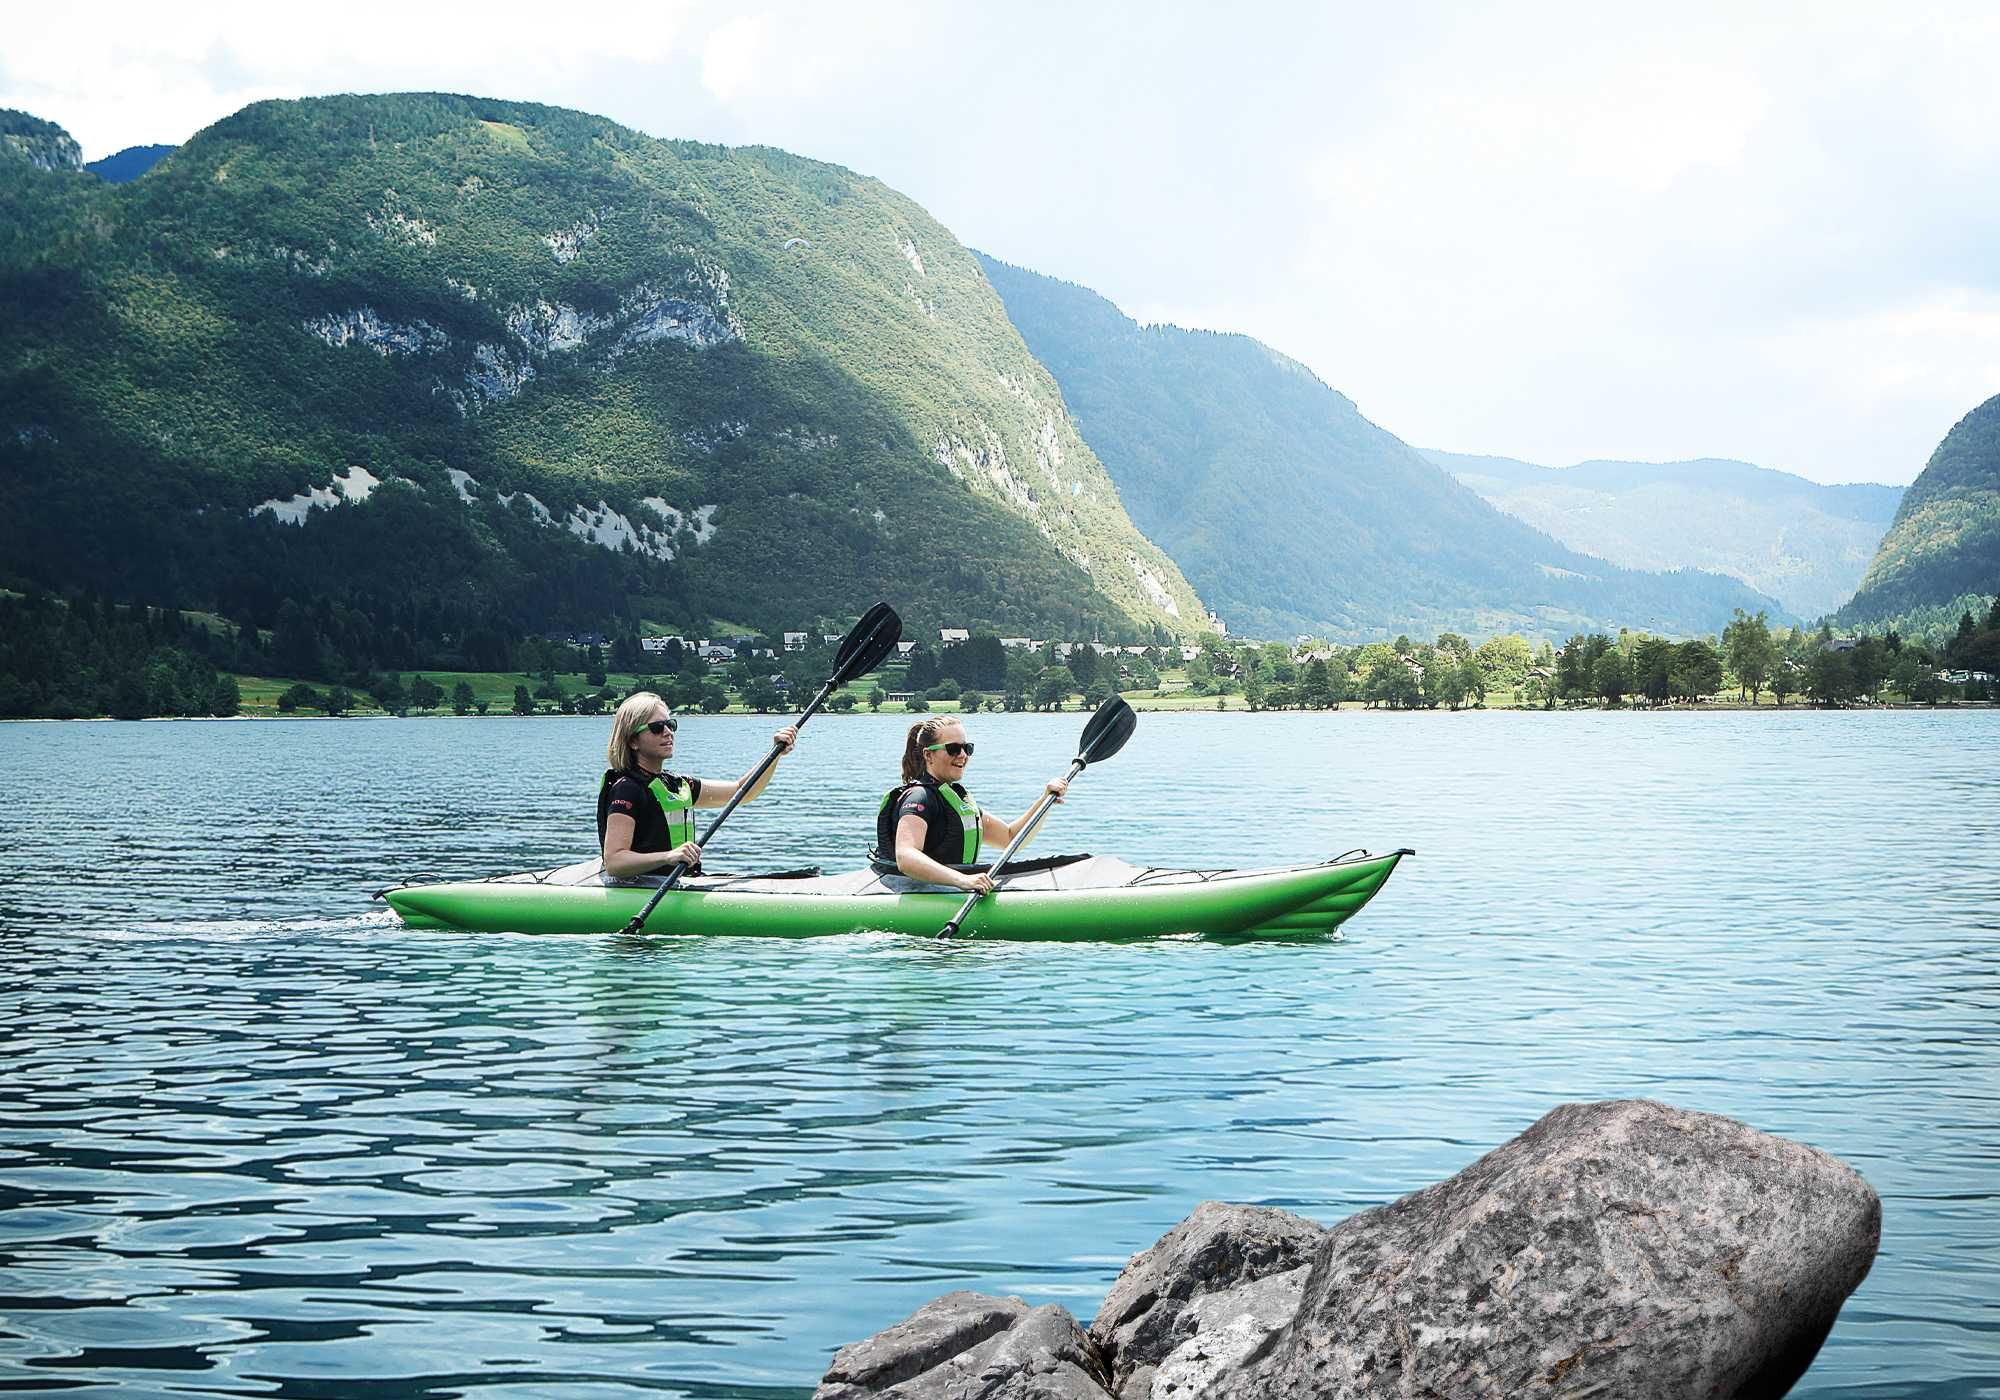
[936,756,1086,940]
[618,681,836,934]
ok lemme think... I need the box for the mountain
[0,95,1207,647]
[1838,392,2000,627]
[85,144,175,184]
[976,254,1783,643]
[1424,450,1901,619]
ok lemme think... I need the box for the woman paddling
[877,716,1067,893]
[599,691,797,879]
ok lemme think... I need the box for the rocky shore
[815,1100,1880,1399]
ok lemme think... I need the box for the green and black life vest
[876,778,981,867]
[597,768,697,851]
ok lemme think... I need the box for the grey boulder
[1208,1098,1881,1399]
[1148,1265,1311,1399]
[1088,1202,1326,1397]
[815,1290,1114,1400]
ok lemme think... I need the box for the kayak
[377,849,1410,941]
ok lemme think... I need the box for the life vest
[876,779,981,866]
[597,768,697,851]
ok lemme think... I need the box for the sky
[6,1,1998,486]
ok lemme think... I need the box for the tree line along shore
[3,591,1998,722]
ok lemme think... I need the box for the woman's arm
[693,724,799,807]
[602,812,701,879]
[895,813,992,893]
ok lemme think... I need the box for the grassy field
[234,670,665,716]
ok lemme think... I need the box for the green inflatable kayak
[378,849,1409,940]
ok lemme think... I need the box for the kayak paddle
[618,602,902,935]
[936,693,1136,940]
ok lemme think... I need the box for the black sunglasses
[924,740,975,758]
[635,717,678,736]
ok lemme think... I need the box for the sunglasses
[635,717,678,736]
[924,740,975,758]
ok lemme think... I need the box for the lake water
[1,710,1995,1398]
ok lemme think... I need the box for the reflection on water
[1,711,1996,1396]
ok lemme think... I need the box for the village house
[940,627,970,644]
[999,637,1033,650]
[782,632,808,651]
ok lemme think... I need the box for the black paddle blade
[830,603,902,686]
[1076,694,1136,766]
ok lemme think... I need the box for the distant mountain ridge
[1839,392,2000,626]
[978,253,1782,643]
[0,95,1207,645]
[85,144,175,183]
[1426,449,1901,619]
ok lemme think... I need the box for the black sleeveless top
[875,779,980,867]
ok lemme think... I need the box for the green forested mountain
[978,254,1782,642]
[0,95,1207,651]
[1839,392,2000,627]
[1425,449,1899,619]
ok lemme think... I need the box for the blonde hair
[900,716,960,783]
[607,691,667,772]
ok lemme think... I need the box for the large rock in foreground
[816,1100,1879,1399]
[1211,1099,1880,1399]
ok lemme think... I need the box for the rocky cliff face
[0,109,82,172]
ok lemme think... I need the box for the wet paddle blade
[830,603,902,686]
[1076,694,1136,766]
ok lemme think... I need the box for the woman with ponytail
[875,716,1067,892]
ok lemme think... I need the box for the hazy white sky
[7,1,1997,485]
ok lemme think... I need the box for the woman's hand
[666,840,703,872]
[773,724,799,754]
[1045,777,1069,801]
[959,871,996,894]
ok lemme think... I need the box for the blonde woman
[876,716,1066,893]
[599,691,798,879]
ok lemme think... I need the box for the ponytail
[900,716,956,783]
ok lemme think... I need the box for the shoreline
[6,699,1994,723]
